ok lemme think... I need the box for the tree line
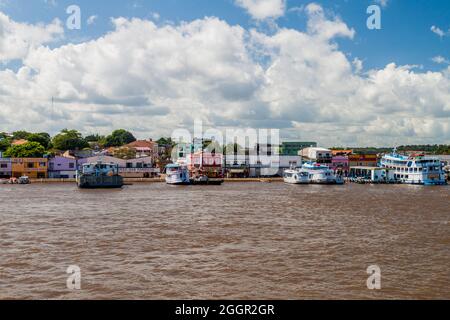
[331,145,450,155]
[0,129,143,158]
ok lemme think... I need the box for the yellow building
[348,154,378,167]
[12,158,48,179]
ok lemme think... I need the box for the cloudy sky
[0,0,449,147]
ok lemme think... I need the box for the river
[0,182,449,299]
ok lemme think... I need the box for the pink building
[331,155,349,176]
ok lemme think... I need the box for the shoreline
[23,177,285,184]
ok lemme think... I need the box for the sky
[0,0,449,147]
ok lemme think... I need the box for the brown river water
[0,182,449,300]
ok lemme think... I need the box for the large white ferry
[284,162,344,185]
[380,149,446,185]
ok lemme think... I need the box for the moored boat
[302,162,344,184]
[18,176,31,184]
[284,163,344,185]
[165,164,190,185]
[189,168,224,185]
[76,162,124,189]
[380,149,447,185]
[283,169,309,184]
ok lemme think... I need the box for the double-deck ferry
[380,149,446,185]
[284,162,344,185]
[77,162,124,189]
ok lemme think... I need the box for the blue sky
[0,0,449,146]
[2,0,449,71]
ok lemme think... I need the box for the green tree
[104,129,136,147]
[12,131,32,140]
[52,129,89,151]
[85,134,105,142]
[156,137,175,146]
[3,142,46,158]
[27,133,51,149]
[0,137,11,152]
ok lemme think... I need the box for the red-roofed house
[124,140,158,158]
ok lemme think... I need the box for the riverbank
[25,177,285,184]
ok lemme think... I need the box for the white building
[82,156,160,178]
[224,154,302,177]
[299,147,332,160]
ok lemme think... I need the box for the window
[39,162,46,167]
[69,163,75,169]
[0,164,7,168]
[27,163,34,168]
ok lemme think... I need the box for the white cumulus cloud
[0,4,449,146]
[0,12,63,62]
[235,0,286,20]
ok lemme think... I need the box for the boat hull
[191,178,224,185]
[77,175,124,189]
[284,178,309,184]
[166,181,190,185]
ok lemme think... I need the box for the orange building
[12,158,48,178]
[348,154,378,167]
[331,149,353,156]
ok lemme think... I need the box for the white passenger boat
[165,164,190,185]
[302,162,344,184]
[284,163,344,185]
[380,149,447,185]
[283,169,309,184]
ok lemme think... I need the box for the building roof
[125,140,156,149]
[11,139,29,146]
[332,149,353,156]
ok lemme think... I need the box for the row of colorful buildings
[0,155,161,179]
[0,139,163,179]
[1,139,448,180]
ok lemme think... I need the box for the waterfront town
[0,129,449,184]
